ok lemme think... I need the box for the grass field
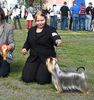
[0,20,94,100]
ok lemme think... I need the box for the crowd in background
[48,1,94,32]
[1,1,94,32]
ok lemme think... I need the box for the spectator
[49,4,58,29]
[21,4,26,18]
[69,14,73,30]
[79,3,86,30]
[70,1,80,31]
[12,5,22,29]
[60,1,70,30]
[92,6,94,20]
[2,6,9,23]
[85,2,92,31]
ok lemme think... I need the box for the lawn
[0,20,94,100]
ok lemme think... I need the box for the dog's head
[46,57,57,73]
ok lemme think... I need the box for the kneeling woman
[21,10,62,84]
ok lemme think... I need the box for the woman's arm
[7,25,15,51]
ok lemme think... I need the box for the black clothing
[22,56,51,84]
[0,55,10,77]
[60,5,69,17]
[86,6,92,15]
[69,16,73,30]
[92,7,94,20]
[22,24,61,84]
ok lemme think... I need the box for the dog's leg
[46,57,63,93]
[52,70,63,93]
[81,79,89,95]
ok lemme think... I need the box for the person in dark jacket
[21,10,62,84]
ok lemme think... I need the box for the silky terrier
[46,57,89,94]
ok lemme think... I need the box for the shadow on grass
[10,60,24,74]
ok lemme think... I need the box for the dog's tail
[76,66,85,72]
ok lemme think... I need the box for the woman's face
[35,15,46,29]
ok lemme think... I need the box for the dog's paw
[56,90,63,93]
[83,91,89,96]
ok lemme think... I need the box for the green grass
[0,19,94,100]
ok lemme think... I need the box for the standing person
[2,6,9,23]
[85,2,92,31]
[26,4,34,29]
[92,6,94,20]
[12,5,22,29]
[60,2,70,30]
[49,4,58,29]
[21,10,62,84]
[0,7,15,77]
[20,4,26,18]
[79,3,86,30]
[70,1,80,31]
[69,15,73,30]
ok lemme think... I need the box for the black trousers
[22,56,51,84]
[0,56,10,77]
[69,16,73,30]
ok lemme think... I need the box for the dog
[46,57,89,94]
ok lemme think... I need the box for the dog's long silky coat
[46,57,89,94]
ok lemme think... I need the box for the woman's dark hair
[0,7,5,20]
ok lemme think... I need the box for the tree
[25,0,46,7]
[25,0,34,6]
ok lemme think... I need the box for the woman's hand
[55,39,62,47]
[21,48,27,55]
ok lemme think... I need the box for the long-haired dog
[46,57,89,94]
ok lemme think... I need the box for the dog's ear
[50,57,53,62]
[46,57,52,65]
[46,57,57,64]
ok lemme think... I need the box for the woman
[0,7,15,77]
[21,10,62,84]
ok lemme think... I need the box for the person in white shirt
[49,4,58,29]
[21,5,26,18]
[12,5,22,29]
[3,6,9,23]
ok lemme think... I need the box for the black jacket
[23,24,61,60]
